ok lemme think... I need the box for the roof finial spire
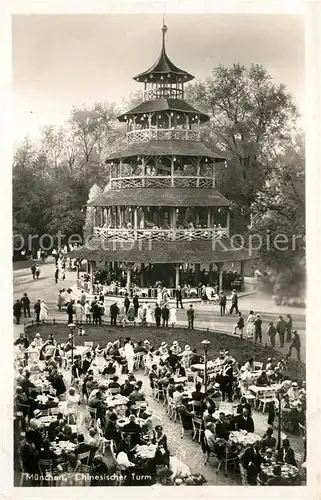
[161,16,168,50]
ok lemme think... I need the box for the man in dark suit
[21,293,31,318]
[122,414,142,434]
[191,382,205,402]
[176,286,184,309]
[220,361,234,402]
[162,305,169,327]
[74,433,93,463]
[277,439,297,466]
[240,441,263,485]
[229,290,239,314]
[219,292,227,316]
[110,302,119,326]
[215,412,231,441]
[66,300,75,324]
[235,407,255,433]
[124,294,130,315]
[154,303,162,327]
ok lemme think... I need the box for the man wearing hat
[287,381,300,402]
[29,409,43,429]
[187,304,195,329]
[170,341,181,356]
[229,289,239,315]
[176,285,184,309]
[254,314,263,344]
[288,330,301,361]
[154,302,162,327]
[177,393,194,431]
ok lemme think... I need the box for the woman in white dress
[74,301,83,323]
[39,300,48,322]
[246,310,256,339]
[157,287,162,305]
[94,345,106,371]
[146,305,154,326]
[124,340,135,373]
[169,306,177,326]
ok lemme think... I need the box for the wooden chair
[153,381,166,401]
[257,390,275,413]
[38,459,54,486]
[78,450,91,465]
[192,416,204,443]
[240,385,256,406]
[88,407,98,426]
[191,400,203,416]
[167,397,178,422]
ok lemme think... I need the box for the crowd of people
[14,328,306,487]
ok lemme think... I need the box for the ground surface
[13,259,306,486]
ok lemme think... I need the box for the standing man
[219,291,227,316]
[124,293,130,315]
[229,289,239,314]
[54,266,59,284]
[267,322,277,347]
[162,304,169,328]
[66,300,75,325]
[254,314,262,344]
[288,330,301,361]
[276,315,286,348]
[233,311,244,337]
[13,300,22,324]
[133,294,139,317]
[285,314,293,343]
[110,302,119,326]
[187,304,195,330]
[34,299,41,323]
[176,286,184,309]
[30,263,36,280]
[21,293,31,318]
[154,303,162,327]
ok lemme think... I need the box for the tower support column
[126,266,132,291]
[175,264,180,289]
[216,262,224,292]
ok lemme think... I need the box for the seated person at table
[287,382,300,402]
[38,438,55,461]
[121,378,134,397]
[67,387,80,408]
[102,361,116,377]
[20,431,39,483]
[140,417,155,442]
[29,408,43,429]
[82,370,95,399]
[215,412,232,440]
[256,370,269,386]
[167,378,176,398]
[191,348,202,365]
[134,340,147,354]
[203,406,216,424]
[235,396,252,417]
[204,422,216,449]
[89,391,107,426]
[54,418,74,441]
[266,464,291,486]
[124,401,137,418]
[74,433,93,463]
[149,364,159,388]
[49,369,66,397]
[108,376,121,394]
[123,414,142,434]
[234,407,255,433]
[261,427,277,451]
[104,413,120,442]
[48,412,63,440]
[191,382,205,402]
[90,455,112,486]
[15,385,28,411]
[281,393,291,410]
[20,372,36,397]
[177,394,194,431]
[173,384,185,405]
[88,427,100,450]
[175,362,186,377]
[240,440,263,485]
[242,357,254,372]
[82,352,93,373]
[277,438,297,466]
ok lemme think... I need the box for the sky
[12,13,305,143]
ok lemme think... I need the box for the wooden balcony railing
[127,128,200,143]
[143,87,184,101]
[94,227,228,242]
[110,176,213,189]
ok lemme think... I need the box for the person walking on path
[246,310,255,339]
[34,299,41,323]
[176,286,184,309]
[13,300,22,324]
[285,314,293,343]
[219,292,227,316]
[80,290,87,307]
[154,303,162,327]
[288,330,301,361]
[124,294,130,315]
[21,293,31,318]
[110,302,119,326]
[39,300,48,323]
[233,311,244,337]
[133,294,139,317]
[67,300,75,324]
[54,267,59,284]
[254,314,262,344]
[162,304,170,328]
[75,301,84,324]
[276,316,286,348]
[267,322,277,348]
[35,264,40,279]
[229,289,239,314]
[187,304,195,329]
[30,264,36,280]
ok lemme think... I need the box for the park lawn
[26,323,305,383]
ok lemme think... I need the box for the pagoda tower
[74,23,251,295]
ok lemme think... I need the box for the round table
[50,440,76,456]
[260,463,299,483]
[229,430,262,449]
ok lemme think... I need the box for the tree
[186,64,298,220]
[250,135,305,299]
[40,125,65,168]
